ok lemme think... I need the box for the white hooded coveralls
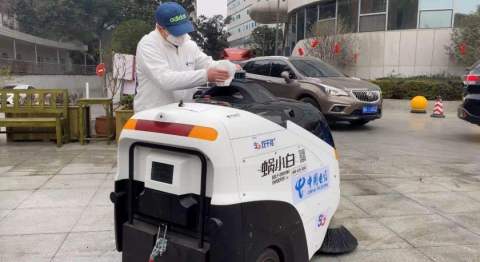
[134,30,213,112]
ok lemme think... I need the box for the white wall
[295,28,465,79]
[7,75,104,98]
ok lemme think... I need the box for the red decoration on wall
[96,63,106,77]
[334,42,341,55]
[354,53,359,63]
[459,42,466,55]
[298,47,305,56]
[311,39,320,48]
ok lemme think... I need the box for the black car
[458,61,480,125]
[194,77,335,148]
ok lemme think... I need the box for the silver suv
[243,56,382,126]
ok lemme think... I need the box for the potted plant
[115,94,134,141]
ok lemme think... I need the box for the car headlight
[322,84,349,97]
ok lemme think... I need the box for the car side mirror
[281,71,293,83]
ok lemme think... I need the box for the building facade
[0,3,92,76]
[227,0,259,48]
[249,0,480,78]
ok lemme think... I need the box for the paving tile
[72,205,113,232]
[376,177,450,194]
[431,176,480,192]
[41,174,107,189]
[0,166,13,175]
[349,194,432,217]
[446,212,480,235]
[464,191,480,202]
[100,176,115,190]
[59,163,114,175]
[334,197,369,220]
[419,245,480,262]
[340,180,394,196]
[310,254,341,262]
[380,214,480,247]
[0,207,83,235]
[19,189,97,208]
[339,173,370,181]
[407,192,480,214]
[0,175,51,191]
[53,231,120,261]
[90,187,113,207]
[0,233,66,261]
[0,170,38,176]
[329,249,431,262]
[339,218,411,251]
[0,210,10,221]
[0,190,32,209]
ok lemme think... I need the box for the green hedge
[372,76,464,101]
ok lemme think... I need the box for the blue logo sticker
[254,138,275,150]
[292,167,329,203]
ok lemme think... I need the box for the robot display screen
[151,162,174,184]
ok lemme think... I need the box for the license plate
[363,105,378,114]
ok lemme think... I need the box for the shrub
[372,76,464,101]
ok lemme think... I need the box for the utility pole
[274,0,280,55]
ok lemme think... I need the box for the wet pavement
[0,100,479,261]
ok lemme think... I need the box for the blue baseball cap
[155,2,194,36]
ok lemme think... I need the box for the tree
[449,8,480,66]
[250,26,283,56]
[120,0,196,25]
[111,19,151,55]
[191,15,229,60]
[303,21,359,68]
[10,0,122,43]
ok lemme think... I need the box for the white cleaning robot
[112,98,356,261]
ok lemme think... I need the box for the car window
[270,60,294,78]
[290,58,345,77]
[472,62,480,74]
[243,61,253,72]
[248,60,271,76]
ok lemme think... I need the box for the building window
[319,0,337,20]
[419,0,453,10]
[418,0,453,28]
[290,13,297,34]
[453,0,480,27]
[359,0,387,32]
[361,0,387,13]
[317,0,337,36]
[297,8,305,42]
[388,0,418,30]
[306,4,318,37]
[338,0,359,33]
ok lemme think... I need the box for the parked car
[243,56,382,126]
[1,84,35,104]
[194,75,335,147]
[458,60,480,125]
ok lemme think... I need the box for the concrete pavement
[0,100,479,261]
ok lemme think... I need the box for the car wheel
[255,248,280,262]
[300,97,320,109]
[350,120,369,126]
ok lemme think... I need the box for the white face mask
[166,34,188,46]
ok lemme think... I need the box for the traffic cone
[431,96,445,118]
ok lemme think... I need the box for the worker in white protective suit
[134,2,231,112]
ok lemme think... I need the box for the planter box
[115,108,134,142]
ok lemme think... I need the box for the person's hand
[207,68,230,83]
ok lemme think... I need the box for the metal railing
[0,58,96,75]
